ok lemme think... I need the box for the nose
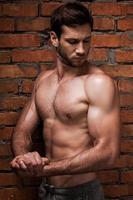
[76,42,85,56]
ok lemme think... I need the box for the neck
[56,54,88,81]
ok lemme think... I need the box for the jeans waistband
[43,179,100,195]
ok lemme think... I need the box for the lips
[73,57,85,61]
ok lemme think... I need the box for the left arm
[41,75,120,177]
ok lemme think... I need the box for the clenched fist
[10,151,49,177]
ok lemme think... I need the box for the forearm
[12,131,32,156]
[42,146,114,177]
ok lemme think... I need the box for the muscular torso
[35,68,101,187]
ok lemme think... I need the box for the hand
[10,152,49,177]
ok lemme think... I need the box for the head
[50,2,93,67]
[51,2,93,39]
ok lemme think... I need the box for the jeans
[38,179,105,200]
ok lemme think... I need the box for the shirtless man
[10,2,120,200]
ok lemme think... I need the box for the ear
[50,31,59,48]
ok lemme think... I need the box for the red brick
[92,34,120,47]
[118,18,133,31]
[40,63,55,72]
[93,17,114,31]
[121,110,133,123]
[120,94,133,107]
[0,96,29,110]
[0,112,20,125]
[121,171,133,183]
[101,65,133,78]
[121,33,133,48]
[0,51,11,63]
[0,173,19,186]
[41,2,89,16]
[104,184,128,198]
[92,3,133,16]
[0,18,14,32]
[17,17,50,31]
[0,127,14,140]
[120,3,133,15]
[123,155,133,167]
[92,3,122,16]
[128,185,133,196]
[89,48,108,62]
[114,157,124,168]
[22,80,34,93]
[0,3,38,17]
[0,143,12,156]
[0,34,41,48]
[23,175,41,187]
[114,155,133,168]
[97,170,119,183]
[118,80,133,93]
[0,159,12,171]
[116,50,133,63]
[0,187,38,200]
[121,139,133,153]
[92,33,133,48]
[0,65,38,78]
[0,80,18,93]
[122,124,133,137]
[41,3,63,16]
[12,49,55,62]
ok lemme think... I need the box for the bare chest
[36,76,88,123]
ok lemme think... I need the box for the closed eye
[83,37,91,43]
[67,39,79,45]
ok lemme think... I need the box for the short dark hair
[51,2,93,38]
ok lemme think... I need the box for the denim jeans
[38,179,105,200]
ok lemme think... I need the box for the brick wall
[0,0,132,199]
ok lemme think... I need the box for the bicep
[88,105,120,147]
[87,104,120,167]
[86,75,120,148]
[87,77,121,160]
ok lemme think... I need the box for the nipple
[66,113,72,119]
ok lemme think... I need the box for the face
[51,24,91,67]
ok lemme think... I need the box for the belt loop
[44,184,55,194]
[50,185,55,193]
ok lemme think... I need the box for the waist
[47,173,96,187]
[42,179,101,196]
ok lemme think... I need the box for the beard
[57,45,88,68]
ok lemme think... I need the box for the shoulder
[34,69,55,89]
[86,73,115,91]
[85,67,118,108]
[85,66,115,90]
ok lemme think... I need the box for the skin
[11,24,120,187]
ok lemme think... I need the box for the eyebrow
[85,36,91,39]
[65,36,91,41]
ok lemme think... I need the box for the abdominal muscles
[43,118,97,187]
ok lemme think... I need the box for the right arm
[12,85,39,156]
[11,75,49,175]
